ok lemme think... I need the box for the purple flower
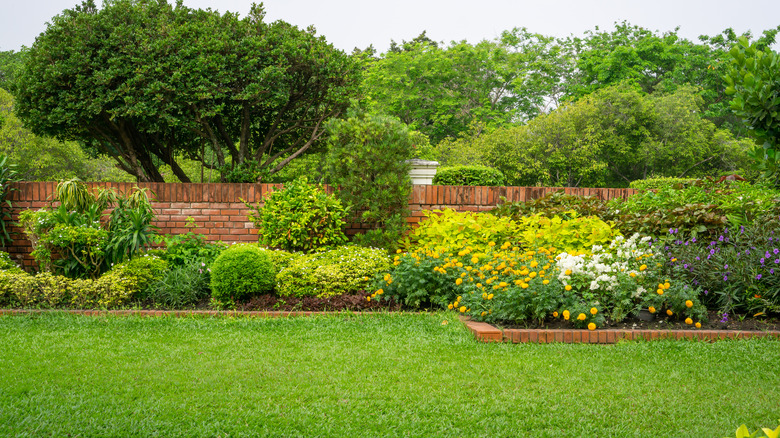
[766,251,772,258]
[695,256,700,261]
[719,235,725,242]
[772,269,776,274]
[684,264,688,269]
[761,258,765,265]
[756,274,763,280]
[774,248,779,255]
[710,249,716,255]
[740,226,745,234]
[723,275,728,281]
[776,259,780,264]
[720,313,729,323]
[704,290,709,295]
[691,237,697,243]
[724,264,728,269]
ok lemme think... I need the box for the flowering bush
[556,234,707,325]
[659,219,780,315]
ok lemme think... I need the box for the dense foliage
[432,165,505,186]
[209,244,275,306]
[13,0,360,182]
[325,113,416,251]
[244,178,348,253]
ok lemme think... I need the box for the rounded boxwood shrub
[210,244,275,305]
[243,177,348,253]
[433,165,505,186]
[276,245,391,298]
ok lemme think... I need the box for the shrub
[433,165,505,186]
[629,177,698,190]
[146,262,211,309]
[492,191,613,222]
[0,251,20,272]
[209,244,275,305]
[243,177,348,253]
[516,211,621,255]
[403,209,520,255]
[658,220,780,315]
[0,254,167,309]
[277,246,391,298]
[154,218,226,268]
[324,113,416,251]
[0,153,19,249]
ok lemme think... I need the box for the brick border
[462,318,780,343]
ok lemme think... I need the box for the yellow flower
[658,283,664,290]
[396,249,402,254]
[587,322,596,331]
[476,283,482,289]
[563,310,570,320]
[447,303,453,309]
[471,257,479,264]
[590,307,598,315]
[530,261,538,268]
[366,296,371,302]
[685,317,693,325]
[648,306,656,313]
[481,311,487,317]
[564,269,572,276]
[666,309,673,316]
[553,311,559,317]
[577,313,586,321]
[520,283,529,289]
[629,272,636,278]
[695,322,702,329]
[482,292,488,299]
[459,306,467,313]
[488,241,496,247]
[376,289,383,295]
[514,279,522,286]
[457,296,462,301]
[639,264,647,271]
[386,278,392,285]
[455,278,463,285]
[542,279,549,285]
[499,282,508,288]
[685,300,693,308]
[565,285,572,291]
[663,282,670,289]
[383,274,391,282]
[657,289,664,295]
[487,294,494,300]
[528,271,537,278]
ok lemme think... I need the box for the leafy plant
[403,209,520,254]
[209,244,275,306]
[277,246,391,298]
[516,211,621,255]
[153,217,226,268]
[146,262,211,309]
[243,177,348,253]
[492,191,613,222]
[0,153,19,249]
[629,177,698,190]
[433,165,506,186]
[726,421,780,438]
[324,113,416,252]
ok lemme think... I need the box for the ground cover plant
[0,313,778,437]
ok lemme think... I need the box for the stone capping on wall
[461,317,780,344]
[4,181,637,269]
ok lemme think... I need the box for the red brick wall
[4,182,636,269]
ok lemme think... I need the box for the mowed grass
[0,313,778,437]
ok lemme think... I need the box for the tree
[13,0,360,182]
[362,29,562,144]
[724,37,780,181]
[324,113,417,251]
[449,83,752,187]
[0,88,133,181]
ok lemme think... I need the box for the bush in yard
[0,251,21,272]
[154,217,226,268]
[243,177,348,253]
[492,191,613,222]
[402,209,520,255]
[146,262,211,309]
[516,211,621,255]
[629,177,698,190]
[324,113,416,251]
[276,246,391,298]
[210,244,275,306]
[433,165,505,186]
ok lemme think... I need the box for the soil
[238,292,401,312]
[498,310,780,332]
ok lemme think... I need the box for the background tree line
[0,0,778,187]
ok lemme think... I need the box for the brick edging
[461,318,780,343]
[0,309,350,318]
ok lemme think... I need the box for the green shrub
[147,262,210,309]
[492,191,613,222]
[209,244,275,305]
[516,212,621,255]
[0,251,20,272]
[324,113,416,252]
[0,270,72,308]
[243,177,348,253]
[403,209,520,254]
[629,177,698,190]
[277,246,391,298]
[0,153,19,248]
[433,165,505,186]
[154,218,226,268]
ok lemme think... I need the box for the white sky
[2,0,779,53]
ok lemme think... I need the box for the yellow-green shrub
[517,211,621,254]
[404,209,520,254]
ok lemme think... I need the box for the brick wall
[4,182,636,269]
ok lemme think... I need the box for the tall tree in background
[13,0,360,182]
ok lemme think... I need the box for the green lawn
[0,312,778,437]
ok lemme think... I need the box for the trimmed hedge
[209,244,275,305]
[433,165,505,186]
